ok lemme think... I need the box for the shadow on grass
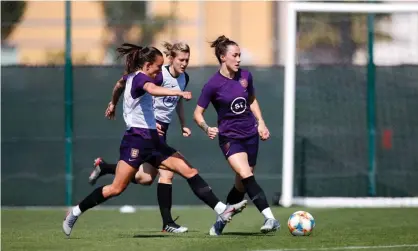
[222,232,277,237]
[133,234,168,238]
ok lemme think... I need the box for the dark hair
[210,35,238,64]
[116,43,163,74]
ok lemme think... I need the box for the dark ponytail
[116,43,163,74]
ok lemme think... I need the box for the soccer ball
[287,211,315,236]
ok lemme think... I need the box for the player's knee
[136,175,155,186]
[158,169,174,184]
[159,176,173,184]
[135,168,157,186]
[237,169,253,179]
[182,167,198,179]
[138,178,154,186]
[172,159,198,179]
[108,184,126,196]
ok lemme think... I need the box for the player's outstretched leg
[89,158,188,233]
[63,160,136,237]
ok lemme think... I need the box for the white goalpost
[281,2,418,208]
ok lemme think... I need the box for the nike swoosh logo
[128,158,136,162]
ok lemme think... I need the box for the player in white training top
[88,42,193,233]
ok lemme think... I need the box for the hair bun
[210,35,229,48]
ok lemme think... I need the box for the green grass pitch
[2,207,418,251]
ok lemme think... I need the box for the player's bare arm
[249,95,270,141]
[176,99,186,127]
[105,77,126,119]
[193,106,218,139]
[111,77,126,106]
[144,82,192,100]
[249,95,264,124]
[176,99,191,137]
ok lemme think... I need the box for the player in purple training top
[62,43,247,238]
[194,35,280,235]
[88,42,192,233]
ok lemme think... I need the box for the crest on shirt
[130,148,139,158]
[239,78,248,89]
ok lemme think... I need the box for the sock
[78,186,109,213]
[226,186,246,205]
[214,202,227,215]
[100,163,117,175]
[241,176,270,213]
[186,174,223,210]
[157,183,174,225]
[72,205,82,216]
[261,207,275,220]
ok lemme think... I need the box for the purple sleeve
[122,74,129,81]
[197,82,215,109]
[247,72,255,97]
[131,74,149,99]
[154,72,164,86]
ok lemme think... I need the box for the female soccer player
[62,43,247,237]
[88,42,192,233]
[193,35,280,235]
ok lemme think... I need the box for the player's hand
[180,91,192,101]
[156,123,165,136]
[182,127,191,137]
[257,121,270,141]
[206,127,219,140]
[105,102,116,120]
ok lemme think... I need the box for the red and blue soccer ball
[287,211,316,236]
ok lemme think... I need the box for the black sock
[186,174,220,209]
[241,176,269,212]
[100,163,117,175]
[158,183,174,225]
[78,186,109,213]
[226,186,246,205]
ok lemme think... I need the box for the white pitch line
[253,243,418,251]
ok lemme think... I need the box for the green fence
[2,66,418,206]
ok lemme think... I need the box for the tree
[297,1,392,64]
[44,50,88,65]
[101,1,172,63]
[1,1,27,42]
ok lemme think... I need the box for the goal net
[281,2,418,208]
